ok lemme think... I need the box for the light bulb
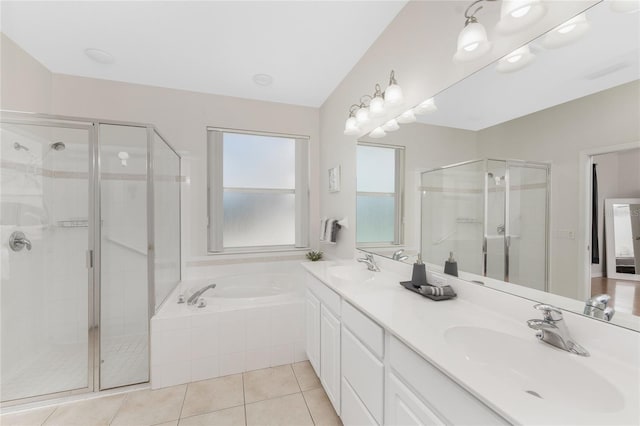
[414,98,437,115]
[344,116,360,135]
[397,109,416,124]
[355,107,370,124]
[369,127,386,138]
[454,22,491,62]
[542,13,590,49]
[496,45,535,73]
[382,119,399,132]
[496,0,546,33]
[610,0,640,13]
[369,95,385,116]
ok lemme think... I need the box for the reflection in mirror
[356,1,640,327]
[606,199,640,281]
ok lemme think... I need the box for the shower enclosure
[421,159,550,291]
[0,111,181,405]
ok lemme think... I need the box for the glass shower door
[1,121,92,402]
[506,162,549,291]
[485,160,507,281]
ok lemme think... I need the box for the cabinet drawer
[386,372,445,426]
[341,300,384,358]
[341,377,378,426]
[306,273,341,316]
[389,337,508,425]
[342,326,384,424]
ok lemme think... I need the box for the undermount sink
[328,265,376,284]
[444,326,625,413]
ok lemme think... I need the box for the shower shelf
[57,219,88,228]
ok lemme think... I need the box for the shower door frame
[0,111,182,408]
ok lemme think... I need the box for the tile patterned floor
[1,362,342,426]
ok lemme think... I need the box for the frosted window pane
[224,192,295,247]
[357,145,395,192]
[223,133,295,189]
[357,196,395,243]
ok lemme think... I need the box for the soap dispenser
[411,253,427,287]
[444,252,458,277]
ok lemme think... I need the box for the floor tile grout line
[40,405,58,426]
[107,392,129,425]
[242,372,247,426]
[176,383,189,424]
[292,364,316,426]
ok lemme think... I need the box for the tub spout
[187,283,217,306]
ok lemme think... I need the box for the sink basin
[328,265,376,284]
[444,326,625,413]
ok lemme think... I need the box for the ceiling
[0,1,407,107]
[417,2,640,131]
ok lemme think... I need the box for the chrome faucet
[187,283,217,306]
[584,294,615,321]
[357,253,380,272]
[392,249,409,261]
[527,304,589,356]
[9,231,32,252]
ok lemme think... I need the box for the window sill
[187,247,311,267]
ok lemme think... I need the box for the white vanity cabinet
[340,301,384,425]
[305,273,342,414]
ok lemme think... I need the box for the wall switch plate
[429,272,448,287]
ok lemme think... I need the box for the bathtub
[151,268,307,389]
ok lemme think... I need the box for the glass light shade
[369,127,386,138]
[382,119,399,132]
[396,109,416,124]
[369,95,385,116]
[542,13,590,49]
[414,98,437,114]
[496,45,535,73]
[610,1,640,13]
[384,83,404,105]
[496,0,546,34]
[355,107,370,124]
[453,22,491,62]
[344,116,360,135]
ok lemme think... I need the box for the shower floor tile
[1,334,148,403]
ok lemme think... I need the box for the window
[207,128,309,252]
[356,143,404,245]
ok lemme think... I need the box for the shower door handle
[482,237,488,276]
[86,250,94,268]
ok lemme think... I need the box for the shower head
[13,142,29,151]
[50,142,66,151]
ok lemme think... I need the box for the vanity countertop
[302,259,640,426]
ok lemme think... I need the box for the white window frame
[207,127,310,253]
[356,142,405,247]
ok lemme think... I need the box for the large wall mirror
[356,1,640,328]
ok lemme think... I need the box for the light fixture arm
[463,0,497,26]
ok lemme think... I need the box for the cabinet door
[305,290,321,376]
[320,305,341,414]
[386,372,445,426]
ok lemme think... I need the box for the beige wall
[318,0,598,259]
[0,33,52,113]
[51,74,320,260]
[478,81,640,298]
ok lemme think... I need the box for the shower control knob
[9,231,32,252]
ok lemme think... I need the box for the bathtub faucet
[187,283,217,306]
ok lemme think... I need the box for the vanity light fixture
[414,98,438,114]
[610,0,640,14]
[496,0,547,33]
[369,84,386,116]
[542,13,590,49]
[396,109,417,124]
[453,0,495,62]
[382,119,400,132]
[369,127,387,138]
[343,70,405,135]
[496,45,536,73]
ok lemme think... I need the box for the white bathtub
[151,268,307,389]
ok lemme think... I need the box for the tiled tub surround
[151,262,308,389]
[304,254,640,425]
